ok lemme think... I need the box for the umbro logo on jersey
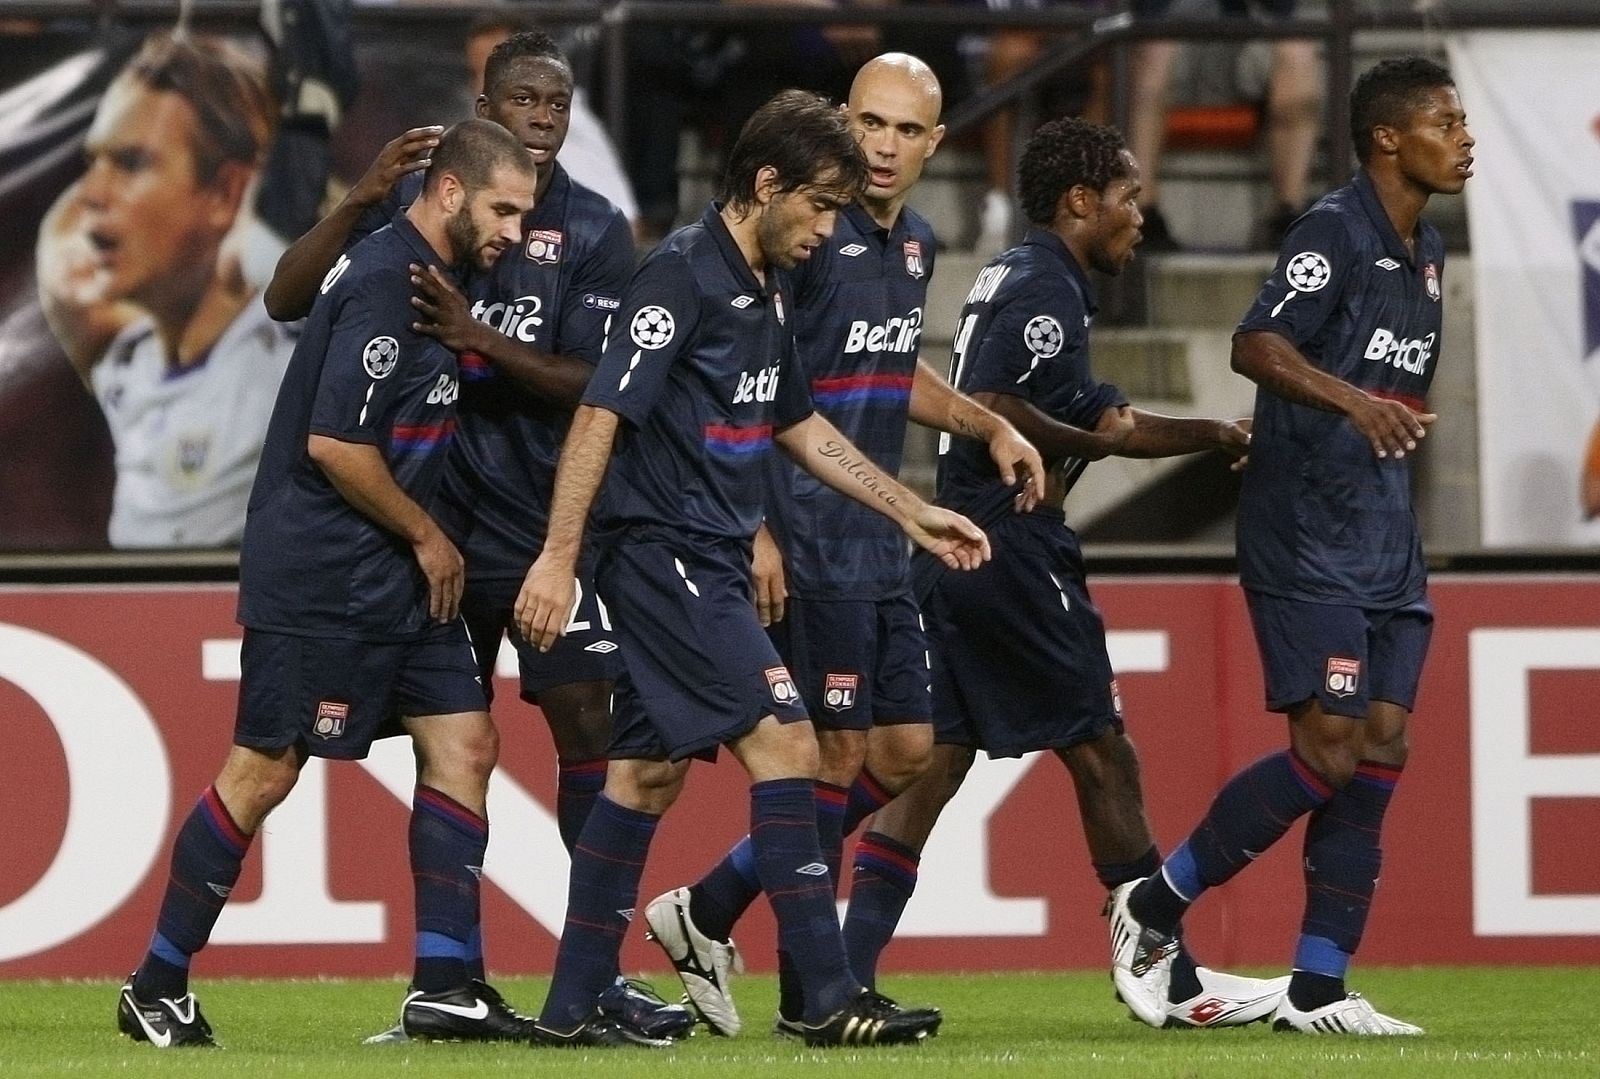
[840,243,868,257]
[1375,258,1401,270]
[731,295,754,309]
[796,863,829,876]
[584,640,619,654]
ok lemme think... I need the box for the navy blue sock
[555,759,607,856]
[410,786,487,992]
[1290,760,1400,1009]
[750,779,858,1023]
[134,787,252,1000]
[775,781,850,1019]
[1131,751,1334,934]
[841,831,920,991]
[841,770,894,836]
[688,836,761,943]
[540,794,659,1030]
[466,925,485,984]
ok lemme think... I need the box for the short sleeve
[1236,209,1356,347]
[558,210,635,364]
[581,250,702,426]
[309,268,417,442]
[773,325,814,429]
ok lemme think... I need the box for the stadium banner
[4,576,1599,980]
[1449,32,1600,546]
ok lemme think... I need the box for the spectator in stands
[1129,0,1320,250]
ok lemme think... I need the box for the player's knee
[608,757,687,814]
[1290,728,1361,789]
[864,727,934,793]
[216,745,302,828]
[1059,730,1141,796]
[816,729,868,786]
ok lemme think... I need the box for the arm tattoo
[818,439,899,509]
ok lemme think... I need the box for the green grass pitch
[3,968,1595,1077]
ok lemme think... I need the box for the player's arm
[409,263,593,407]
[264,126,442,321]
[968,391,1134,464]
[514,404,620,650]
[307,434,462,623]
[909,359,1044,510]
[1116,410,1251,461]
[1232,330,1432,459]
[775,411,989,570]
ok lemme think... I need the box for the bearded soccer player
[1109,56,1472,1036]
[116,120,536,1048]
[515,90,986,1048]
[641,54,1042,1037]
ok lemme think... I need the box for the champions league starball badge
[1285,251,1333,292]
[362,336,399,379]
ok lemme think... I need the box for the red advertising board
[3,576,1598,979]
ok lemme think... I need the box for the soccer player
[841,115,1283,1030]
[115,119,537,1049]
[641,53,1044,1038]
[1108,56,1473,1036]
[264,32,687,1039]
[36,33,292,548]
[515,89,986,1048]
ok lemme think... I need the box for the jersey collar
[703,202,770,298]
[531,161,571,228]
[1352,169,1417,267]
[390,209,462,282]
[1023,225,1098,316]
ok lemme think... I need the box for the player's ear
[925,123,946,159]
[753,164,780,207]
[474,95,490,119]
[1371,122,1402,159]
[1060,183,1096,222]
[202,159,253,232]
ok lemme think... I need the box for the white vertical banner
[1449,32,1600,546]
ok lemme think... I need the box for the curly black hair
[1350,56,1454,164]
[1017,117,1131,226]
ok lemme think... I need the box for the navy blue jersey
[937,227,1127,525]
[240,213,462,640]
[350,167,633,580]
[763,204,935,600]
[583,203,813,543]
[1235,170,1446,608]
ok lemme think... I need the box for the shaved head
[845,52,946,222]
[849,52,942,120]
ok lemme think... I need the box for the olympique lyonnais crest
[904,239,925,279]
[313,700,349,739]
[773,289,785,325]
[1325,656,1361,698]
[1424,263,1441,302]
[765,666,799,705]
[823,672,859,713]
[525,228,563,265]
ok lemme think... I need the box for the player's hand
[515,553,577,652]
[751,522,787,626]
[412,525,464,623]
[1089,404,1137,459]
[904,505,990,571]
[986,422,1045,513]
[349,126,442,209]
[1345,393,1436,459]
[1217,417,1251,472]
[410,263,486,355]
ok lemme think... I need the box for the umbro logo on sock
[466,865,484,880]
[206,882,232,898]
[796,863,829,876]
[618,908,635,921]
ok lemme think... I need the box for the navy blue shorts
[598,534,810,762]
[460,573,622,703]
[917,510,1122,758]
[1245,590,1434,718]
[1134,0,1296,17]
[235,621,486,760]
[768,593,932,732]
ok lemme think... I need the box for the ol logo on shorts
[1325,656,1361,698]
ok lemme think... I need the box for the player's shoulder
[565,175,632,233]
[899,205,938,248]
